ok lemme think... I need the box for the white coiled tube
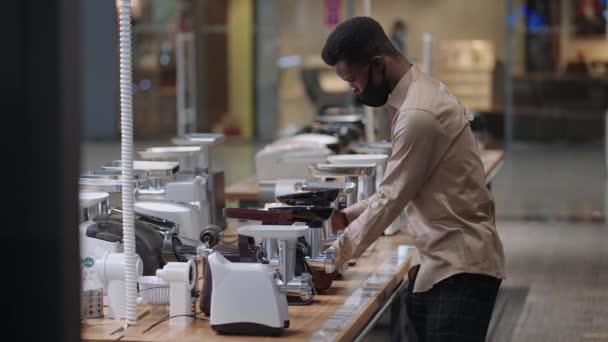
[119,0,138,326]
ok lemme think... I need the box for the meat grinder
[203,225,314,335]
[82,163,223,251]
[255,135,337,181]
[79,173,174,276]
[327,154,389,200]
[138,133,226,229]
[171,133,226,228]
[349,144,409,236]
[308,163,376,207]
[224,199,338,294]
[207,250,289,336]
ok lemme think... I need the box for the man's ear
[370,56,385,73]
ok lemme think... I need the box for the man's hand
[330,210,349,234]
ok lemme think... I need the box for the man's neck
[386,57,412,92]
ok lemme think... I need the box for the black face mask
[357,62,391,107]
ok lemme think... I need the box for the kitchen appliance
[308,163,376,207]
[156,260,197,325]
[94,252,143,319]
[207,251,289,336]
[347,144,409,236]
[224,201,337,293]
[137,276,170,314]
[171,133,226,228]
[255,143,334,182]
[237,225,318,305]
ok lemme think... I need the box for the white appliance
[134,175,215,246]
[328,154,408,236]
[95,252,143,319]
[208,252,289,335]
[156,260,197,326]
[79,192,122,279]
[256,143,333,181]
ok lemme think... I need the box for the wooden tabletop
[480,149,504,185]
[82,234,416,342]
[80,305,151,341]
[226,149,505,202]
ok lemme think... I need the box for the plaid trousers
[406,272,501,342]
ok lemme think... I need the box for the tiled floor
[492,221,608,342]
[81,138,608,341]
[491,142,604,222]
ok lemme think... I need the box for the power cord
[142,297,207,333]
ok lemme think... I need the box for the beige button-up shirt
[330,65,506,292]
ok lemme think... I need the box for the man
[321,17,505,342]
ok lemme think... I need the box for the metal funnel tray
[238,225,309,240]
[309,163,376,178]
[276,189,339,206]
[315,114,364,123]
[79,178,127,193]
[294,181,356,194]
[269,206,333,222]
[352,142,392,155]
[171,133,224,146]
[80,169,148,181]
[138,146,201,160]
[328,154,388,166]
[287,134,340,147]
[103,160,179,177]
[79,192,109,209]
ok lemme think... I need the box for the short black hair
[321,16,400,66]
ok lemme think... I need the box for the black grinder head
[276,189,339,207]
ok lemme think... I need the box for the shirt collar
[386,64,418,110]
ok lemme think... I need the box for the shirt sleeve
[342,199,368,223]
[330,109,444,268]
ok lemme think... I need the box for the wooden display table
[226,149,505,206]
[82,234,416,341]
[80,306,151,341]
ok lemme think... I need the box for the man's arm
[330,199,368,232]
[329,110,444,268]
